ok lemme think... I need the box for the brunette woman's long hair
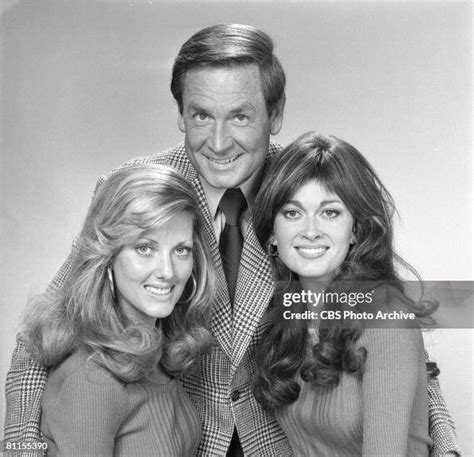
[252,132,427,409]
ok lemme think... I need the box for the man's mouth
[205,155,241,166]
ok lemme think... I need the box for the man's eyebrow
[186,102,256,113]
[187,102,208,112]
[229,103,256,114]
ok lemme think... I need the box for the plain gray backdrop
[1,0,472,452]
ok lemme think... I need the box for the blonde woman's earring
[184,275,197,303]
[107,267,116,300]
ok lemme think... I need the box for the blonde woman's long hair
[23,164,216,382]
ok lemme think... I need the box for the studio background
[1,0,472,453]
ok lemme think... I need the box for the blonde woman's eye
[136,245,153,256]
[175,246,192,257]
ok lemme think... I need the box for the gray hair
[171,24,286,117]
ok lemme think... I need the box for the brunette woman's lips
[295,245,328,259]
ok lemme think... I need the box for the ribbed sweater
[41,350,201,457]
[276,291,432,456]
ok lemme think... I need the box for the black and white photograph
[1,1,472,455]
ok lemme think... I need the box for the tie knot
[218,188,247,226]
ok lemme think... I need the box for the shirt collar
[199,167,263,218]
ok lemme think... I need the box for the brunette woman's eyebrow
[283,200,303,208]
[283,199,342,208]
[319,199,343,206]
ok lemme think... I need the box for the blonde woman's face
[112,212,194,327]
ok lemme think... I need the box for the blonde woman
[21,164,216,456]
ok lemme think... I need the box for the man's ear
[177,112,186,133]
[269,96,285,136]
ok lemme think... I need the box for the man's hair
[22,164,217,383]
[171,24,286,117]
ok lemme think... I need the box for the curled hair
[171,24,286,117]
[22,164,217,383]
[252,132,427,409]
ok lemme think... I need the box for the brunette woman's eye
[282,208,301,219]
[321,209,340,219]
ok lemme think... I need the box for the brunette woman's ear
[350,226,357,245]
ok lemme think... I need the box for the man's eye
[194,113,209,122]
[234,114,249,125]
[136,245,153,256]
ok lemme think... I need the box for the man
[5,24,459,456]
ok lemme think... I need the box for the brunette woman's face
[112,212,194,326]
[271,180,355,286]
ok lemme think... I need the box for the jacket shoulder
[92,143,195,195]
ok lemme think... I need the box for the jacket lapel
[230,146,281,371]
[190,176,234,359]
[231,216,274,373]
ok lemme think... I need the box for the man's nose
[208,122,233,153]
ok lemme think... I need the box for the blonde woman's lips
[144,285,174,296]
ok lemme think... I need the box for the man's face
[178,64,283,190]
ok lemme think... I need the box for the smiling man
[178,64,282,190]
[5,24,459,457]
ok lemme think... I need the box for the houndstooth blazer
[4,143,460,456]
